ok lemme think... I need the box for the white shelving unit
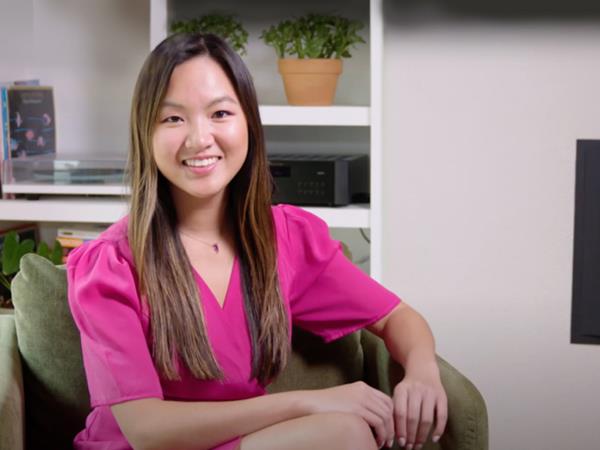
[151,0,384,279]
[0,0,383,279]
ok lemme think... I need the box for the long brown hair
[128,33,288,384]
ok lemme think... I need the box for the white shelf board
[0,198,129,223]
[0,198,370,228]
[304,204,370,228]
[259,105,370,127]
[2,184,130,196]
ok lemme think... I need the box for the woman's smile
[183,155,222,175]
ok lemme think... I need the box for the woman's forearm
[112,390,310,450]
[368,303,447,447]
[381,304,437,374]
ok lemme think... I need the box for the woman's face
[152,55,249,204]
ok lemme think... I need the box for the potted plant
[171,13,249,56]
[0,231,62,310]
[260,13,366,106]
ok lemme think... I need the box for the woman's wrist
[279,389,314,417]
[402,351,439,378]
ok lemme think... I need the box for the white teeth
[184,157,219,168]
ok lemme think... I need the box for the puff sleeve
[280,205,401,342]
[66,239,164,408]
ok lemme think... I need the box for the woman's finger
[431,393,448,443]
[368,386,394,415]
[415,391,435,446]
[366,394,395,446]
[362,408,388,448]
[393,387,408,447]
[406,390,422,448]
[383,398,396,447]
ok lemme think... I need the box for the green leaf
[37,241,50,259]
[0,272,10,291]
[50,240,64,265]
[260,13,365,59]
[1,232,18,274]
[2,231,35,276]
[169,13,248,56]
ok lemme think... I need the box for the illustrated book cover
[6,86,55,159]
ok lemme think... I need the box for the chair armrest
[0,314,25,450]
[361,331,488,450]
[434,355,489,450]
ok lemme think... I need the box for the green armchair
[0,254,488,450]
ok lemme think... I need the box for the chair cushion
[11,254,90,450]
[268,327,364,393]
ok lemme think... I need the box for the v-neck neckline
[192,255,237,311]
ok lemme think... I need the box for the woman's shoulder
[271,204,338,263]
[271,203,329,237]
[97,214,129,242]
[65,215,150,332]
[66,215,134,271]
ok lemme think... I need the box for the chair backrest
[11,253,366,448]
[0,314,25,450]
[268,326,364,394]
[11,254,90,450]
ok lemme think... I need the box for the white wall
[0,0,34,82]
[382,3,600,449]
[1,0,149,157]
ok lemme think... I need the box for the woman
[67,32,447,450]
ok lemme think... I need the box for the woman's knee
[239,412,378,450]
[323,413,378,450]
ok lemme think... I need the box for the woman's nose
[185,121,215,150]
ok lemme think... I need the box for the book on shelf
[1,85,7,160]
[1,79,47,199]
[56,236,88,249]
[7,85,55,160]
[1,80,42,160]
[57,225,106,240]
[56,225,106,262]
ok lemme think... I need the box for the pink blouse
[66,204,401,450]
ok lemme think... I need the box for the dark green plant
[0,231,62,305]
[170,13,249,56]
[260,13,366,59]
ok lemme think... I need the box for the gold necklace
[178,229,220,254]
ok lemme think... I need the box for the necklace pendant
[212,244,219,253]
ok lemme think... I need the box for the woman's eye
[162,116,182,124]
[213,110,231,119]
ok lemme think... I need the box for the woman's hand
[393,361,447,449]
[301,381,396,448]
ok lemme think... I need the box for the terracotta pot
[278,58,343,106]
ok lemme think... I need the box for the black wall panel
[572,140,600,344]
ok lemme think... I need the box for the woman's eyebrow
[160,95,238,109]
[160,100,184,109]
[207,95,238,107]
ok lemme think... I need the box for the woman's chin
[184,187,227,204]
